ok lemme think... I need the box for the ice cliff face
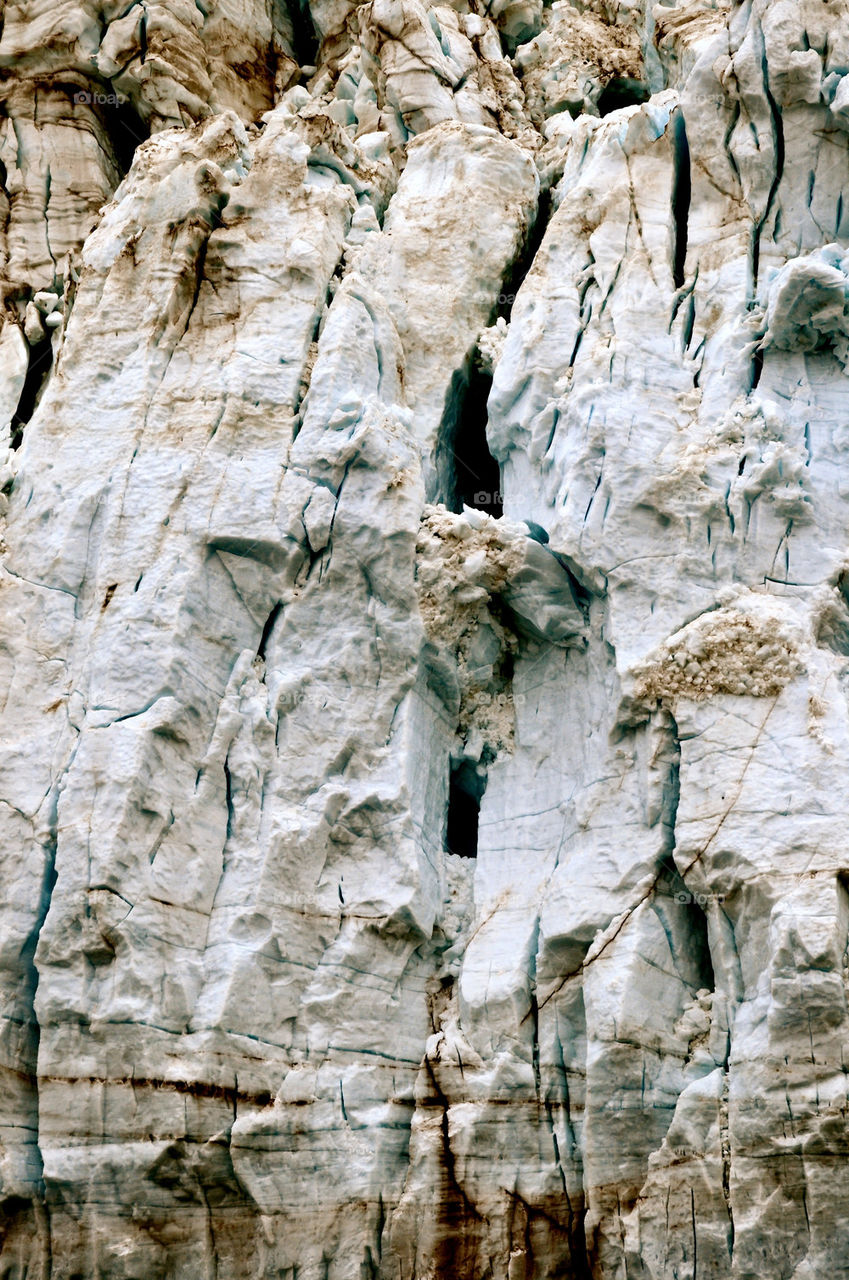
[2,0,849,1275]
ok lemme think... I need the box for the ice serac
[2,0,849,1276]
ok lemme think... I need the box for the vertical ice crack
[720,1066,735,1256]
[752,25,785,292]
[10,331,53,450]
[671,112,691,291]
[444,761,485,858]
[442,361,502,516]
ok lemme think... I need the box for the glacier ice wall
[2,0,849,1276]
